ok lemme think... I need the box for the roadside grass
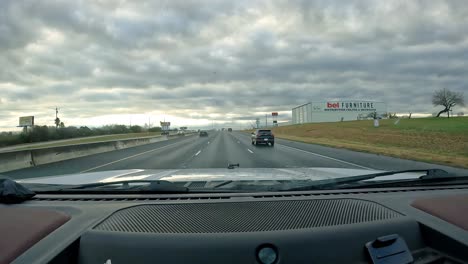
[271,117,468,168]
[10,132,164,151]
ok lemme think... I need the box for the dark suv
[251,129,274,146]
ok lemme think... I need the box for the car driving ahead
[251,129,275,146]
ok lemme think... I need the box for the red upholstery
[0,207,70,264]
[412,195,468,231]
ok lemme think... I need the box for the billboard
[272,112,278,116]
[292,101,387,124]
[312,101,382,112]
[160,121,171,131]
[19,116,34,127]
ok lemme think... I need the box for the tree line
[0,125,162,148]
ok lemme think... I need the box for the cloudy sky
[1,0,467,130]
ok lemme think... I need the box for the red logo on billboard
[327,102,340,108]
[272,112,278,116]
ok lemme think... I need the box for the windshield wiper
[278,169,457,191]
[34,180,189,194]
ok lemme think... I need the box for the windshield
[1,1,467,192]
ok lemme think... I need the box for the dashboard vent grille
[31,196,230,202]
[94,199,402,233]
[188,182,206,188]
[31,186,468,202]
[252,186,468,198]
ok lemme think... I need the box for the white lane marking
[247,149,254,154]
[207,141,210,144]
[237,132,372,170]
[195,150,201,156]
[80,138,194,173]
[277,144,372,170]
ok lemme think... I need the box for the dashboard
[2,185,468,264]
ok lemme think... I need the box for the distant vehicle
[177,130,185,136]
[199,131,208,137]
[228,128,232,132]
[161,131,169,135]
[251,129,274,146]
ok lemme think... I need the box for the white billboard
[19,116,34,127]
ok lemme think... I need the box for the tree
[129,125,143,133]
[432,88,465,118]
[30,126,49,142]
[55,117,61,128]
[78,126,93,137]
[148,127,162,132]
[60,122,65,128]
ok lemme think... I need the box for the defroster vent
[94,199,402,233]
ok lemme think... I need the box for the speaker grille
[94,199,401,233]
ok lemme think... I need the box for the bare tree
[432,88,465,118]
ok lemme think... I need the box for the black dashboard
[2,185,468,264]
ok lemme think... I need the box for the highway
[4,131,468,179]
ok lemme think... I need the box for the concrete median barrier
[0,133,195,173]
[0,150,34,173]
[31,141,120,166]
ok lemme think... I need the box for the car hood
[16,167,424,185]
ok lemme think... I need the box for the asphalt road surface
[4,131,468,179]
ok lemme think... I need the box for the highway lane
[4,131,468,179]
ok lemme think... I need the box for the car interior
[1,182,468,264]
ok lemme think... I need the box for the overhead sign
[19,116,34,127]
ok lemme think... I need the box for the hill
[272,117,468,168]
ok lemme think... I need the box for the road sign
[160,121,171,132]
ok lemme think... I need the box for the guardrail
[0,133,196,173]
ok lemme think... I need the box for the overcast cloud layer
[1,0,467,130]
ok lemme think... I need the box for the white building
[292,101,387,124]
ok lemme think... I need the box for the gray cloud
[1,0,467,130]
